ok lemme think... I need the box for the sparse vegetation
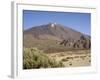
[47,50,91,67]
[61,58,69,62]
[23,48,64,69]
[69,62,72,66]
[23,23,91,68]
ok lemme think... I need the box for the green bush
[23,48,64,69]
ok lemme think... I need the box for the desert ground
[46,49,91,67]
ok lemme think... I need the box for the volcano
[24,23,90,53]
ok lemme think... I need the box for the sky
[23,10,91,35]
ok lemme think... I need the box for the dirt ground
[46,49,91,67]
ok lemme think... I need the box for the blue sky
[23,10,91,35]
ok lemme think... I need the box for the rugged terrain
[23,23,91,69]
[24,23,91,52]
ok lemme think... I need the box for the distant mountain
[24,23,91,53]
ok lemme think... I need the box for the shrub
[23,48,64,69]
[61,58,69,62]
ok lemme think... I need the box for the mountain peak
[24,23,91,49]
[48,22,57,28]
[24,23,90,41]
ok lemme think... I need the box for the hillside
[23,23,91,53]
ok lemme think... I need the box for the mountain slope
[24,23,91,53]
[24,23,84,40]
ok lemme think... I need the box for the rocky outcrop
[24,23,91,50]
[59,35,91,49]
